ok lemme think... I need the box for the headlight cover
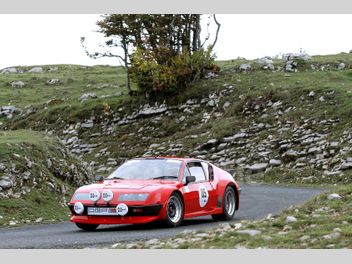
[89,190,101,202]
[73,193,90,200]
[118,193,149,201]
[74,202,84,214]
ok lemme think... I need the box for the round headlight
[102,190,114,202]
[89,190,101,202]
[74,202,84,214]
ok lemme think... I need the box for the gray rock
[323,231,340,240]
[308,147,322,154]
[35,217,43,223]
[340,162,352,170]
[47,159,52,169]
[237,229,261,236]
[0,178,13,189]
[22,171,31,180]
[28,66,43,73]
[207,99,216,107]
[149,143,161,148]
[145,238,159,246]
[49,66,58,72]
[282,52,311,61]
[329,142,339,149]
[258,57,274,70]
[79,93,97,102]
[65,136,78,145]
[207,139,217,145]
[11,81,25,88]
[327,193,342,200]
[223,132,248,142]
[1,67,18,74]
[0,163,5,171]
[46,79,60,85]
[47,182,56,191]
[269,159,282,166]
[337,63,346,70]
[138,105,168,116]
[239,63,251,71]
[223,101,231,109]
[282,150,299,161]
[248,163,268,173]
[0,105,19,119]
[272,101,282,109]
[81,120,94,128]
[308,91,316,97]
[286,216,297,223]
[319,96,325,102]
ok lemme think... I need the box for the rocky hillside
[1,52,352,188]
[0,130,92,226]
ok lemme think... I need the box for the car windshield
[106,159,183,180]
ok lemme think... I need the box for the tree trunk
[122,39,132,94]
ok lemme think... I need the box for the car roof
[137,156,206,163]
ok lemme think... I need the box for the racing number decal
[199,185,209,208]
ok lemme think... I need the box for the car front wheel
[212,186,236,221]
[165,192,184,227]
[75,223,99,231]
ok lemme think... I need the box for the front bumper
[68,204,163,224]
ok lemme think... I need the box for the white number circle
[199,185,209,208]
[116,203,129,216]
[74,202,84,214]
[89,190,101,202]
[102,190,114,202]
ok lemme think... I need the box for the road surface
[0,184,324,248]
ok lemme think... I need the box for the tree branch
[211,14,221,50]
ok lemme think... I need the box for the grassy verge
[114,185,352,249]
[0,130,90,227]
[0,188,72,227]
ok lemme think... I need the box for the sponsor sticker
[199,185,209,208]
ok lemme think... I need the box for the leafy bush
[130,47,217,95]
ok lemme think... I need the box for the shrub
[130,47,217,96]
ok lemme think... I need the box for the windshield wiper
[106,176,125,180]
[149,176,178,180]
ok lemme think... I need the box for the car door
[182,161,216,214]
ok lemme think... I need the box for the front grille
[69,204,163,217]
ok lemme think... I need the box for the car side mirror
[185,176,196,185]
[95,175,104,183]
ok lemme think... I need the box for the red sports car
[68,157,241,231]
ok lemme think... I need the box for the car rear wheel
[165,192,184,227]
[212,186,236,221]
[75,223,99,231]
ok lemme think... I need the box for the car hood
[76,179,179,193]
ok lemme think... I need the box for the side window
[208,164,214,181]
[182,166,191,184]
[188,162,206,182]
[201,162,209,181]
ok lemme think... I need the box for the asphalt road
[0,184,324,249]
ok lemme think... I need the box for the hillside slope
[2,53,352,186]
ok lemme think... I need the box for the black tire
[75,223,99,231]
[165,192,184,227]
[212,186,236,221]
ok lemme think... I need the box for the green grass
[0,130,88,227]
[0,188,72,227]
[0,65,131,108]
